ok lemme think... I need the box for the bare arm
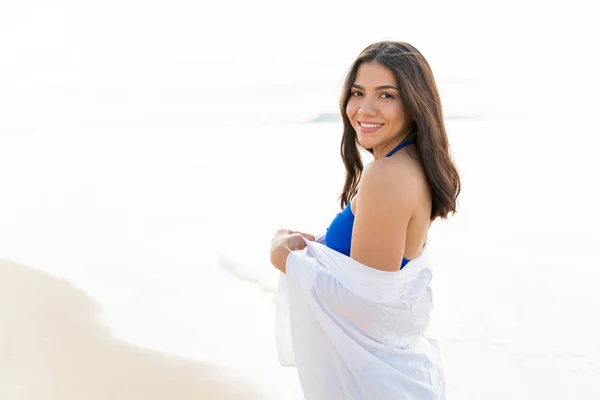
[350,162,419,272]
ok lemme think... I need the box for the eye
[350,90,363,97]
[381,93,395,99]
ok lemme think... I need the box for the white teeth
[360,122,383,128]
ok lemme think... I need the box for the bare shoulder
[359,154,427,204]
[351,155,430,271]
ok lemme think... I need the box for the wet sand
[0,258,262,400]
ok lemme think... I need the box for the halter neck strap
[385,138,416,158]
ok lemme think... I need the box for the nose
[358,96,377,116]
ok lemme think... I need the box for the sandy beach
[0,258,262,400]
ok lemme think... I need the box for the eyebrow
[351,84,400,91]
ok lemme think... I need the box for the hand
[270,229,315,273]
[271,229,315,245]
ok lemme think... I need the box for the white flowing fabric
[275,233,446,400]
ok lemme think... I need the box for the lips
[357,121,384,134]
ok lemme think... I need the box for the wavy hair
[338,41,461,220]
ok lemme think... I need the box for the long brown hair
[338,41,460,220]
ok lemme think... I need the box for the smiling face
[346,61,412,159]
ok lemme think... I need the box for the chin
[356,134,378,150]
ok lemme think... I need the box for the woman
[270,41,460,400]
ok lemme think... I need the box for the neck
[372,133,412,160]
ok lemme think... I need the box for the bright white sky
[0,0,597,88]
[0,0,597,127]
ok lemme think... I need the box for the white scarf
[276,234,446,400]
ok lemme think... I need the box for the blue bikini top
[324,137,416,269]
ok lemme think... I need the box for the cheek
[346,102,358,119]
[381,104,404,124]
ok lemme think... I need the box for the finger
[289,230,316,241]
[273,229,291,240]
[302,233,316,241]
[288,233,307,250]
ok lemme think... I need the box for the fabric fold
[275,237,445,399]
